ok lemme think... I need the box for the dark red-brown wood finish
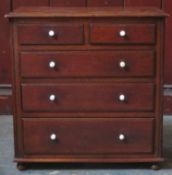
[0,0,11,85]
[23,118,154,155]
[13,0,49,8]
[125,0,162,7]
[20,51,155,78]
[6,7,167,168]
[164,0,172,84]
[0,0,12,115]
[1,0,172,115]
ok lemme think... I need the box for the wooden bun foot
[151,164,160,170]
[17,163,27,170]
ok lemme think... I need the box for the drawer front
[20,51,155,78]
[22,83,154,112]
[90,23,155,44]
[23,118,154,155]
[18,24,84,45]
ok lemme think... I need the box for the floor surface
[0,115,172,175]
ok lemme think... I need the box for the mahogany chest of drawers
[6,7,167,169]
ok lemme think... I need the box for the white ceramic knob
[119,94,126,102]
[119,134,125,141]
[49,94,56,101]
[50,133,56,141]
[119,30,126,37]
[119,61,126,68]
[49,61,56,68]
[48,30,55,37]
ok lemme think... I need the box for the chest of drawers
[6,7,167,169]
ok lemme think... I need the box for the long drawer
[90,23,156,44]
[18,23,84,45]
[23,118,154,155]
[20,51,155,78]
[22,83,154,112]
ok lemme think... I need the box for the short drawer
[18,24,84,45]
[20,51,155,78]
[90,23,156,44]
[23,118,154,155]
[22,83,154,112]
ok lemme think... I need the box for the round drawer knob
[118,134,125,141]
[49,94,56,101]
[119,61,126,69]
[49,61,56,69]
[48,30,55,37]
[119,30,126,37]
[50,133,56,141]
[119,94,126,102]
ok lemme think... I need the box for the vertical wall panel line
[161,0,164,9]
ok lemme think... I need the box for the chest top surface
[5,7,168,18]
